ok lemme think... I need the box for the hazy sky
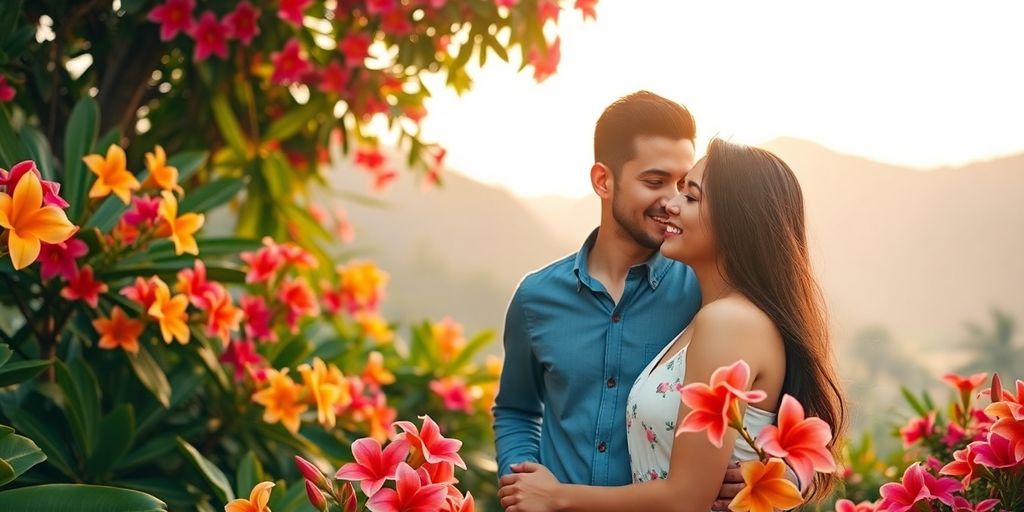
[415,0,1024,198]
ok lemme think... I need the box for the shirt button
[611,313,621,322]
[597,442,607,453]
[606,378,616,388]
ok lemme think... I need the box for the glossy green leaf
[0,1,22,44]
[167,150,208,182]
[19,124,56,180]
[0,484,167,511]
[128,343,171,408]
[83,194,130,231]
[85,404,135,475]
[0,430,46,486]
[176,438,234,504]
[115,434,177,471]
[263,96,327,142]
[0,360,51,387]
[445,329,496,374]
[0,344,12,368]
[64,96,100,221]
[179,177,245,214]
[210,94,248,159]
[122,237,261,264]
[54,359,100,458]
[0,103,29,167]
[234,451,264,499]
[2,404,75,478]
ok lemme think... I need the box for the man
[494,91,756,509]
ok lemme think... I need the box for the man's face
[610,136,696,250]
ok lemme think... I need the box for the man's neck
[587,225,657,301]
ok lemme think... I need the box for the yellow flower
[298,357,350,428]
[252,369,308,433]
[144,145,183,193]
[337,259,388,311]
[93,306,145,354]
[225,481,274,512]
[159,191,204,255]
[431,316,465,362]
[484,355,503,377]
[0,172,77,270]
[356,312,393,344]
[361,351,395,387]
[729,458,804,512]
[147,277,190,344]
[83,144,140,204]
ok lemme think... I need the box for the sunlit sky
[415,0,1024,199]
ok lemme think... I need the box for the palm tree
[956,308,1024,379]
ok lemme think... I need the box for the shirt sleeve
[492,286,545,478]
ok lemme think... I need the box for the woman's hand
[497,462,565,512]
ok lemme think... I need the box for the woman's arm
[499,300,786,512]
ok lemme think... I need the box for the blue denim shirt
[493,229,701,486]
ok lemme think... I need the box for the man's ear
[591,163,613,199]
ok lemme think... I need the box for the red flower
[575,0,597,21]
[393,415,466,469]
[278,0,312,27]
[60,265,108,308]
[755,394,836,486]
[973,431,1023,468]
[356,147,386,171]
[270,38,313,85]
[340,33,372,66]
[318,61,351,95]
[495,0,519,8]
[335,437,410,497]
[120,276,160,311]
[676,360,767,448]
[38,238,88,281]
[205,287,243,343]
[188,11,229,62]
[529,37,561,83]
[147,0,195,41]
[940,442,982,486]
[877,463,959,512]
[537,0,560,24]
[372,170,398,194]
[835,499,876,512]
[240,239,284,283]
[429,377,475,414]
[943,372,989,394]
[367,0,398,15]
[176,259,220,309]
[224,1,261,46]
[952,497,1001,512]
[365,462,448,512]
[279,276,320,333]
[241,294,277,343]
[0,75,15,102]
[899,412,936,447]
[380,9,412,36]
[219,339,263,381]
[123,194,162,226]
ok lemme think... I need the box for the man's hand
[712,462,744,511]
[498,462,563,512]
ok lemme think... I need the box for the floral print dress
[626,336,776,484]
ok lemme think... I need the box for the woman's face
[660,158,716,265]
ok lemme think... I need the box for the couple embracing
[493,91,847,511]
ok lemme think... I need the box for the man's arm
[493,287,545,478]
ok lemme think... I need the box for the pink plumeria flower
[147,0,195,41]
[835,498,877,512]
[393,415,466,469]
[271,39,313,85]
[278,0,311,27]
[899,412,935,447]
[60,265,107,308]
[188,11,229,62]
[123,194,162,225]
[755,394,836,486]
[1,160,69,208]
[38,238,88,281]
[224,1,261,46]
[335,437,410,497]
[952,496,1001,512]
[429,377,474,414]
[676,360,767,448]
[365,462,447,512]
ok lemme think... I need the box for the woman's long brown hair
[703,138,847,499]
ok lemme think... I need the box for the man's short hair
[594,91,696,176]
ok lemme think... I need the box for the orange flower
[677,360,767,448]
[337,259,389,313]
[361,351,395,387]
[0,172,77,269]
[147,277,190,344]
[225,481,274,512]
[252,369,308,433]
[83,144,140,204]
[204,287,243,343]
[728,458,803,512]
[298,357,350,428]
[92,306,145,354]
[755,394,836,486]
[158,190,204,255]
[356,312,393,344]
[431,316,465,362]
[143,145,183,193]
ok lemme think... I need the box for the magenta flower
[147,0,195,41]
[365,462,447,512]
[38,238,88,281]
[219,339,263,381]
[188,11,229,62]
[123,194,162,226]
[0,75,15,102]
[339,33,372,66]
[241,294,277,343]
[429,377,474,414]
[278,0,312,27]
[1,160,69,208]
[973,432,1023,468]
[224,1,261,46]
[271,39,313,85]
[335,437,410,497]
[367,0,398,15]
[899,412,935,447]
[318,61,350,95]
[393,415,466,469]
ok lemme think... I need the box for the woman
[497,139,846,512]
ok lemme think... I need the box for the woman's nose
[665,196,681,215]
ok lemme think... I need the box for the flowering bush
[676,360,839,512]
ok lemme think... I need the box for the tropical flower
[93,306,145,354]
[241,294,276,342]
[337,259,389,313]
[205,287,243,342]
[299,357,351,428]
[431,317,465,362]
[529,37,560,82]
[972,432,1023,468]
[271,38,312,85]
[355,147,385,171]
[224,1,261,45]
[755,394,835,486]
[240,240,283,284]
[38,238,88,281]
[1,160,68,208]
[727,458,803,512]
[148,277,190,344]
[158,190,204,255]
[279,276,320,333]
[339,33,372,66]
[252,369,308,433]
[0,171,78,269]
[899,412,936,447]
[188,11,229,62]
[278,0,311,27]
[361,351,395,388]
[225,481,274,512]
[430,377,475,414]
[219,339,263,381]
[951,497,1002,512]
[677,360,767,448]
[143,145,182,193]
[60,265,108,308]
[356,312,394,344]
[83,144,140,204]
[318,61,351,95]
[940,442,982,486]
[575,0,598,21]
[834,499,877,512]
[365,462,448,512]
[305,479,328,512]
[120,276,160,311]
[335,437,411,497]
[537,0,560,24]
[0,75,14,102]
[393,415,466,469]
[147,0,195,41]
[122,194,162,226]
[878,463,960,512]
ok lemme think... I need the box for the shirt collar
[573,228,672,292]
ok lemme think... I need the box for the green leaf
[122,237,262,265]
[0,26,33,60]
[210,94,248,159]
[0,360,51,387]
[176,438,234,504]
[20,124,56,181]
[64,97,100,221]
[94,127,121,155]
[0,459,12,487]
[83,194,130,231]
[179,177,245,214]
[54,359,101,459]
[270,337,310,369]
[0,344,12,368]
[900,386,929,417]
[128,343,171,408]
[0,103,30,167]
[85,404,135,475]
[115,434,178,471]
[0,426,12,436]
[0,430,46,486]
[0,484,167,511]
[0,1,22,44]
[234,452,264,499]
[282,203,331,242]
[445,329,495,373]
[2,403,75,478]
[263,96,327,142]
[167,150,208,182]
